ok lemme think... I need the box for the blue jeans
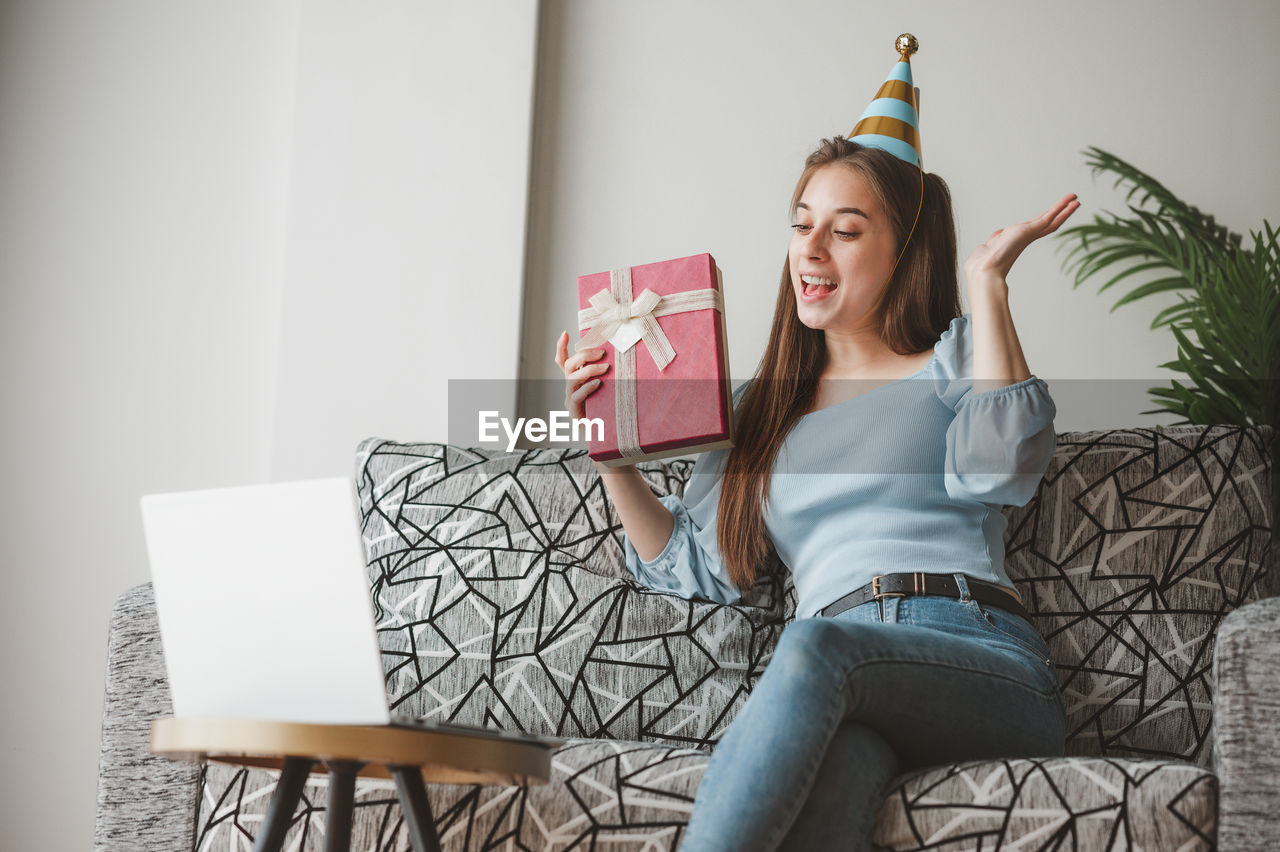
[679,574,1067,852]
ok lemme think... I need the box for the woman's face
[788,164,898,332]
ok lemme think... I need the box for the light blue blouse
[622,313,1058,620]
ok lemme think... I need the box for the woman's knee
[768,618,868,683]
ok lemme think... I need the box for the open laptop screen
[140,477,392,724]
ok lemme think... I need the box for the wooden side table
[151,717,560,852]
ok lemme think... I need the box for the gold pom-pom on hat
[895,33,918,61]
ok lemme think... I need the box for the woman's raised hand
[555,330,609,421]
[964,193,1081,287]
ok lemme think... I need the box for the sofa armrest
[94,582,200,852]
[1213,595,1280,851]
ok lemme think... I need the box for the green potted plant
[1055,146,1279,541]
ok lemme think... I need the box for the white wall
[0,2,300,848]
[0,1,536,849]
[270,1,538,479]
[520,0,1280,433]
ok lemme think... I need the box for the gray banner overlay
[447,378,1275,472]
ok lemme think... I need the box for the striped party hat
[848,34,922,167]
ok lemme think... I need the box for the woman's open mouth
[800,274,838,301]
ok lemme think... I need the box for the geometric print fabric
[192,748,1218,851]
[350,427,1276,764]
[177,424,1275,850]
[1010,426,1276,767]
[875,756,1217,851]
[195,740,711,851]
[353,440,792,748]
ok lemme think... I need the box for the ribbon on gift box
[576,266,723,458]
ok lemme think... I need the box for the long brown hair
[716,137,961,590]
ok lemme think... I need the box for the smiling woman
[792,171,908,317]
[787,155,947,377]
[553,34,1078,852]
[717,134,965,579]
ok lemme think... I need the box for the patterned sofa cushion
[355,440,793,748]
[356,426,1275,768]
[1001,425,1275,767]
[192,746,1217,851]
[874,756,1216,851]
[194,740,708,851]
[187,426,1271,851]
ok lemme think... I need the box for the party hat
[848,34,922,167]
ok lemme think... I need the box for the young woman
[554,135,1079,851]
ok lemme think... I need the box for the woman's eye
[790,224,858,239]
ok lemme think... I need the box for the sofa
[95,424,1280,851]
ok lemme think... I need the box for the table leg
[253,756,314,852]
[391,765,443,852]
[323,760,364,852]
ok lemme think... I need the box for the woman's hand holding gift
[554,330,609,421]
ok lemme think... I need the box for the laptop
[140,476,563,748]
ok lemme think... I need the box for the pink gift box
[576,252,734,465]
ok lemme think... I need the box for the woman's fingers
[1035,194,1079,233]
[566,348,606,376]
[1028,203,1078,242]
[1002,194,1078,249]
[554,330,570,368]
[1036,194,1075,219]
[555,333,606,371]
[557,330,608,421]
[558,335,608,419]
[567,372,604,418]
[569,361,609,388]
[1048,197,1081,231]
[570,377,601,402]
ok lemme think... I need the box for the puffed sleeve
[620,383,748,606]
[932,314,1058,507]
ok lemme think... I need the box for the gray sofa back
[355,424,1276,768]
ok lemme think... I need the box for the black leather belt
[819,572,1030,622]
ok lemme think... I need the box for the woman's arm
[968,285,1031,395]
[592,461,676,562]
[555,330,675,561]
[964,193,1080,394]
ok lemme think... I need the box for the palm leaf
[1149,300,1203,330]
[1109,275,1196,312]
[1081,146,1244,248]
[1060,148,1278,539]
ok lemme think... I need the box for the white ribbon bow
[576,268,721,370]
[577,286,675,369]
